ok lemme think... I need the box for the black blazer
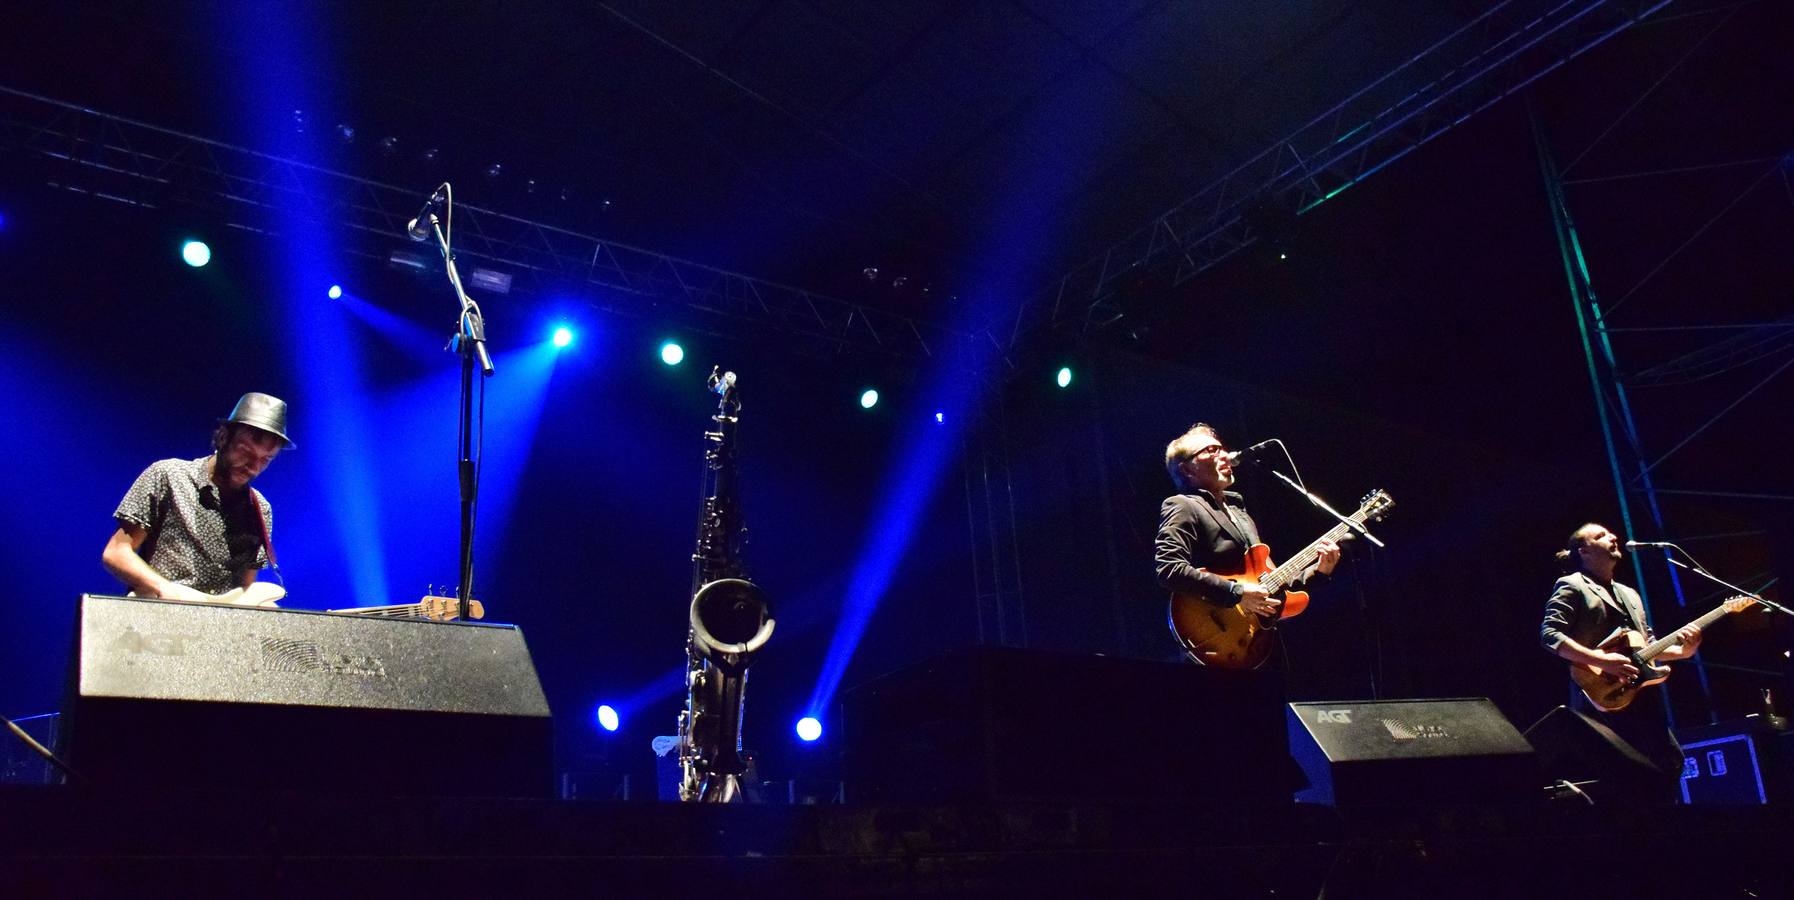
[1155,491,1263,607]
[1540,571,1653,654]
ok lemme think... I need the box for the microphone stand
[1246,444,1388,698]
[1263,468,1385,548]
[419,209,494,623]
[1657,550,1791,618]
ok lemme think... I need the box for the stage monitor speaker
[1288,698,1537,806]
[842,646,1290,805]
[63,594,553,797]
[1522,705,1666,803]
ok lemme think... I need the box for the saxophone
[677,367,775,803]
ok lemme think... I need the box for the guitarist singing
[1154,423,1339,664]
[1540,522,1700,798]
[100,392,292,604]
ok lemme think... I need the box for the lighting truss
[0,86,968,361]
[996,0,1675,353]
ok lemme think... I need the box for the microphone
[1223,440,1275,466]
[1625,540,1673,549]
[406,187,445,242]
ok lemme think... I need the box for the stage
[3,786,1789,898]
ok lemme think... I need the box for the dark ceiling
[3,0,1495,312]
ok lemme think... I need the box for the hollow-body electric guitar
[1167,490,1393,669]
[1571,595,1754,711]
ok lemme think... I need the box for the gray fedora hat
[225,392,295,447]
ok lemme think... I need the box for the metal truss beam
[0,86,968,361]
[997,0,1674,354]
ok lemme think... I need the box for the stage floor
[3,786,1790,898]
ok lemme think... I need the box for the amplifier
[63,594,553,797]
[1288,698,1537,806]
[1676,715,1794,805]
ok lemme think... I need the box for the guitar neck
[1639,601,1736,662]
[340,602,431,619]
[1263,518,1359,594]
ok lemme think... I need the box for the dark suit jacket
[1540,571,1654,654]
[1154,490,1265,607]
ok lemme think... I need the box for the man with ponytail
[1540,522,1701,799]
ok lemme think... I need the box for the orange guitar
[1167,490,1393,668]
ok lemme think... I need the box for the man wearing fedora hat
[101,392,294,603]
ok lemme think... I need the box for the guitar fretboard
[1639,598,1745,662]
[1261,510,1375,594]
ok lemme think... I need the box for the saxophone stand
[417,196,494,623]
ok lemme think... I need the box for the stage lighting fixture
[859,389,879,410]
[327,284,343,300]
[795,717,823,742]
[934,411,944,424]
[552,326,574,348]
[181,240,211,268]
[1056,367,1073,388]
[468,267,513,294]
[596,704,620,732]
[660,342,685,366]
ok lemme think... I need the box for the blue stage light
[934,411,944,424]
[596,704,620,732]
[1056,367,1073,388]
[181,240,211,268]
[660,342,684,366]
[327,284,343,300]
[552,326,574,348]
[795,716,823,742]
[860,389,879,410]
[0,210,8,231]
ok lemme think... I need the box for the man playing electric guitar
[1154,422,1339,666]
[1540,522,1700,799]
[101,392,293,605]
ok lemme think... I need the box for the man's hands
[147,580,216,604]
[1315,539,1341,576]
[1589,650,1641,681]
[1237,583,1281,617]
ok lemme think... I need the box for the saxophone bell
[691,578,775,668]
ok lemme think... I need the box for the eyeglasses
[1192,445,1231,460]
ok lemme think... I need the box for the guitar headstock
[1723,595,1759,615]
[1357,489,1395,522]
[419,595,487,621]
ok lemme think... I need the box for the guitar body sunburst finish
[1167,544,1309,669]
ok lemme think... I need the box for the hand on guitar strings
[1237,583,1281,617]
[1661,624,1703,660]
[1314,539,1342,576]
[1590,651,1640,681]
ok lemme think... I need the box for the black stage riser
[842,647,1290,805]
[63,594,553,797]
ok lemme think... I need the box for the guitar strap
[249,487,282,586]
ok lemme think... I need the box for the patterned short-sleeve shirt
[113,456,272,595]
